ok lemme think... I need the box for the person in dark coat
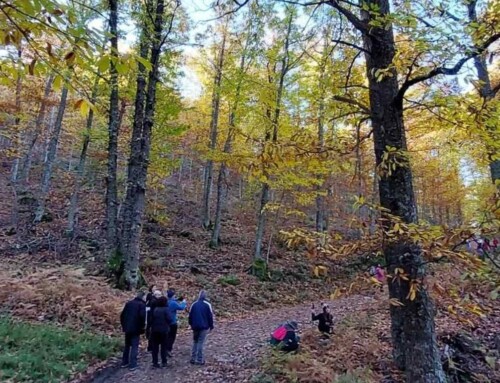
[150,296,172,368]
[120,291,146,371]
[311,303,333,337]
[188,290,214,365]
[270,321,300,352]
[146,289,162,352]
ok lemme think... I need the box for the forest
[0,0,499,382]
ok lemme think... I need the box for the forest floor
[90,295,379,383]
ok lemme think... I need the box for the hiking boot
[190,359,196,365]
[162,362,168,368]
[121,364,129,368]
[152,363,161,369]
[195,361,205,366]
[129,366,138,372]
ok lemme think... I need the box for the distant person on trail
[146,289,162,352]
[311,303,333,336]
[188,290,214,365]
[166,288,187,357]
[120,291,146,371]
[270,321,300,352]
[150,296,172,368]
[146,284,158,307]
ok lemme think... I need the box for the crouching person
[270,321,300,352]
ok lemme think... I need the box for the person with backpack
[150,296,172,368]
[166,288,187,357]
[188,290,214,365]
[375,264,385,291]
[311,303,333,336]
[120,291,146,371]
[270,321,300,352]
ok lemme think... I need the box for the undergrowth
[0,317,120,383]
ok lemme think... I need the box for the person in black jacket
[146,289,162,352]
[150,296,172,368]
[120,291,146,371]
[311,303,333,337]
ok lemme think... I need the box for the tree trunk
[210,38,250,248]
[202,31,227,229]
[34,85,69,223]
[360,1,445,381]
[121,0,169,289]
[67,78,98,237]
[254,14,293,260]
[467,1,499,188]
[19,75,55,187]
[10,48,23,184]
[105,0,120,252]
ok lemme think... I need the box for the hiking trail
[91,295,376,383]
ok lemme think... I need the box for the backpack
[272,325,288,342]
[369,266,376,276]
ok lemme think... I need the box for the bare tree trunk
[121,0,173,289]
[210,33,252,248]
[34,85,69,223]
[254,14,293,261]
[18,75,55,187]
[10,48,23,184]
[67,78,99,237]
[105,0,120,252]
[202,30,227,229]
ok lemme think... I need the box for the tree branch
[333,95,371,115]
[395,32,500,105]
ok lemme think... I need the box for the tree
[119,0,182,289]
[105,0,120,252]
[202,17,228,230]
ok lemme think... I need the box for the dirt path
[92,295,376,383]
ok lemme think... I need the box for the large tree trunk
[18,75,54,187]
[120,0,168,289]
[105,0,120,251]
[67,78,98,237]
[360,1,445,381]
[34,85,69,223]
[202,31,227,229]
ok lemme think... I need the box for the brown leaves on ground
[0,263,128,334]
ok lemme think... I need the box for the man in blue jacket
[120,291,146,371]
[188,290,214,365]
[166,288,187,357]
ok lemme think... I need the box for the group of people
[269,302,334,352]
[120,286,214,371]
[466,236,499,259]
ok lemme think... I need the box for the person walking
[166,288,187,357]
[120,291,146,371]
[150,296,172,368]
[311,303,333,336]
[188,290,214,365]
